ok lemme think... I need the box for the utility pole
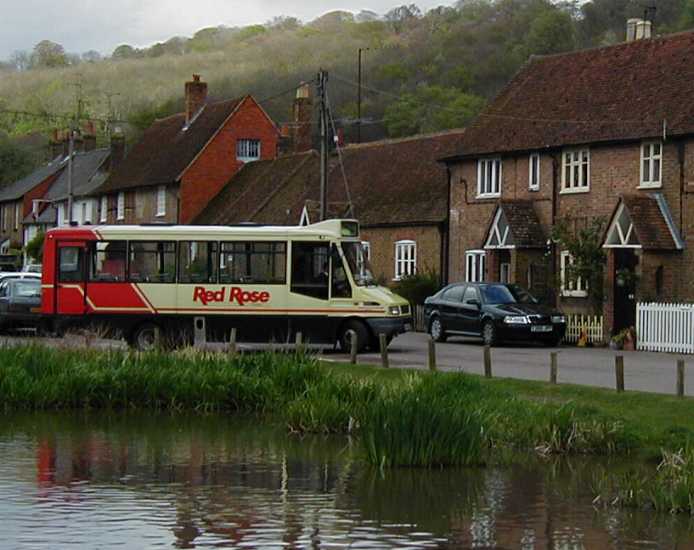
[67,76,83,226]
[317,69,329,221]
[357,48,369,144]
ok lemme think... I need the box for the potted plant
[610,327,636,351]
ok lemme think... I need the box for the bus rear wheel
[131,322,163,352]
[338,320,369,353]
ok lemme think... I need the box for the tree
[525,9,575,55]
[0,133,33,187]
[9,50,30,71]
[31,40,68,68]
[111,44,137,59]
[384,86,485,137]
[25,231,45,263]
[81,50,102,63]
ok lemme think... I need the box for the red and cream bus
[41,220,411,350]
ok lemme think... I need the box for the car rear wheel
[482,320,498,347]
[429,315,447,342]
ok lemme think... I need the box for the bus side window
[59,247,84,283]
[291,242,329,300]
[90,241,126,282]
[179,241,218,284]
[220,242,286,284]
[128,242,176,283]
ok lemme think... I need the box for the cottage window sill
[528,186,540,192]
[476,193,501,199]
[560,187,590,195]
[156,212,166,218]
[637,182,662,190]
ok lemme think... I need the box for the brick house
[441,28,694,337]
[195,130,466,282]
[0,155,66,254]
[95,75,280,225]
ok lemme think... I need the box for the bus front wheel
[338,320,369,353]
[131,322,163,352]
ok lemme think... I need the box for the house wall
[0,200,24,248]
[102,185,178,225]
[361,225,442,283]
[179,97,279,224]
[448,137,694,333]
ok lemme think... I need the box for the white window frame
[156,185,166,217]
[81,202,88,225]
[100,196,108,223]
[560,251,588,298]
[236,139,261,163]
[477,158,502,198]
[561,148,590,194]
[528,153,540,191]
[639,141,662,188]
[465,250,486,282]
[394,240,416,280]
[116,192,125,221]
[14,203,20,231]
[362,241,371,260]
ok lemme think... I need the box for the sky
[0,0,452,60]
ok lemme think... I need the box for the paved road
[325,331,694,397]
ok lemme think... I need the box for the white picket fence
[637,302,694,354]
[564,314,605,345]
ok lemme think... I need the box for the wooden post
[349,330,358,365]
[550,352,558,384]
[295,331,304,354]
[428,338,437,372]
[379,333,389,369]
[229,328,237,356]
[483,345,492,378]
[615,355,625,393]
[677,359,685,398]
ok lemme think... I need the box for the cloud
[1,0,450,59]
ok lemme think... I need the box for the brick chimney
[185,74,208,124]
[110,128,126,169]
[83,120,97,152]
[292,82,313,153]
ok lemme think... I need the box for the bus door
[55,241,88,315]
[288,241,334,343]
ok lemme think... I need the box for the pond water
[1,413,692,549]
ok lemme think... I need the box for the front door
[613,249,638,332]
[55,241,88,315]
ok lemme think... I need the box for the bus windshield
[341,242,376,286]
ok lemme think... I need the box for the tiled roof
[499,200,546,248]
[43,149,110,201]
[617,194,682,250]
[443,31,694,158]
[0,156,66,202]
[96,97,244,194]
[195,130,466,226]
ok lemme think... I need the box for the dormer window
[237,139,261,163]
[640,141,662,188]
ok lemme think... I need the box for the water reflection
[0,412,692,549]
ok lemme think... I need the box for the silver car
[0,278,42,332]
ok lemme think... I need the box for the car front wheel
[429,315,447,342]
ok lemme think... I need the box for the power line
[331,72,664,126]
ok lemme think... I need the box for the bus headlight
[388,306,400,316]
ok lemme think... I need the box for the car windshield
[480,284,537,305]
[341,242,376,286]
[13,280,40,298]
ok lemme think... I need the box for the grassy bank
[0,345,692,512]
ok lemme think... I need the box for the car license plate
[531,325,553,333]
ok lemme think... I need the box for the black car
[424,282,566,346]
[0,277,42,332]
